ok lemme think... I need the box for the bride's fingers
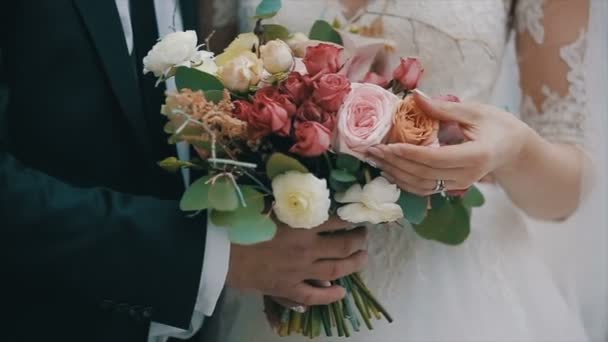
[382,171,464,196]
[413,89,480,124]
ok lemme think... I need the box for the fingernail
[291,305,306,313]
[368,146,385,158]
[366,158,381,169]
[412,88,431,99]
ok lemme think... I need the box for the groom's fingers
[314,226,368,259]
[290,283,346,306]
[311,250,368,281]
[312,216,354,233]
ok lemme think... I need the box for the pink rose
[232,100,253,121]
[255,86,297,116]
[362,72,390,88]
[248,98,292,139]
[296,99,335,131]
[303,43,344,77]
[281,72,313,105]
[313,74,351,113]
[393,57,424,91]
[289,121,332,157]
[335,83,399,160]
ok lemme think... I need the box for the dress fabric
[214,1,591,341]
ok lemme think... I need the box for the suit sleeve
[0,50,207,330]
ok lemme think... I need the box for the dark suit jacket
[0,1,210,341]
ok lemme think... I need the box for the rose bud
[218,51,263,92]
[362,72,391,89]
[393,57,424,91]
[387,95,439,146]
[289,121,332,157]
[255,86,297,116]
[232,100,254,121]
[303,43,344,77]
[313,74,351,113]
[296,100,335,131]
[260,39,294,74]
[281,72,313,105]
[247,98,292,139]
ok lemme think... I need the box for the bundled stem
[277,274,391,338]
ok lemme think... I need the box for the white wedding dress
[210,0,606,341]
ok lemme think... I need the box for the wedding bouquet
[144,0,485,337]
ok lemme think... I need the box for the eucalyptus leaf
[398,191,428,225]
[430,193,447,210]
[175,67,225,92]
[210,186,266,227]
[462,186,485,208]
[413,202,471,245]
[158,157,201,173]
[331,169,357,183]
[309,20,343,45]
[208,176,240,211]
[336,154,361,173]
[266,153,309,179]
[229,212,277,245]
[329,176,355,192]
[263,24,290,41]
[180,176,212,211]
[254,0,282,19]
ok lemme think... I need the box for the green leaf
[180,176,213,211]
[175,67,225,92]
[158,157,202,173]
[208,176,240,211]
[263,24,290,41]
[398,191,428,225]
[329,176,355,192]
[210,186,266,227]
[331,169,357,183]
[254,0,282,19]
[266,153,309,179]
[229,212,277,245]
[204,90,226,104]
[462,186,485,208]
[309,20,343,45]
[413,202,471,245]
[336,154,361,173]
[430,193,447,210]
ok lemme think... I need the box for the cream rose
[217,51,263,92]
[334,83,399,161]
[260,39,294,74]
[143,30,207,78]
[194,57,219,75]
[336,177,404,224]
[272,171,331,229]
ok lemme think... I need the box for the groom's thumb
[412,89,477,124]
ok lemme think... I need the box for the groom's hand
[226,216,368,306]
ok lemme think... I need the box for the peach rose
[387,95,439,146]
[335,83,399,160]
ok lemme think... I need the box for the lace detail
[520,30,587,145]
[515,0,545,44]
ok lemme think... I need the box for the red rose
[289,121,332,157]
[362,72,390,88]
[393,57,424,91]
[296,99,336,131]
[313,74,351,113]
[303,43,344,77]
[255,86,297,116]
[281,72,313,105]
[248,99,292,139]
[232,100,253,121]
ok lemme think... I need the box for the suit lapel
[180,0,198,32]
[73,0,152,156]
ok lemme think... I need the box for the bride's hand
[367,91,534,196]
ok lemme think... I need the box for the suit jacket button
[142,307,154,319]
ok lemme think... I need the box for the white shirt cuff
[147,215,230,341]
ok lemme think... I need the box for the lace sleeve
[515,0,590,145]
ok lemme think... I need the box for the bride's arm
[367,0,592,221]
[495,0,590,220]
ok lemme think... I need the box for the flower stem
[352,273,393,322]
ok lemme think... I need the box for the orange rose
[387,95,439,146]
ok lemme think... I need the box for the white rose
[286,32,311,58]
[217,51,263,92]
[143,30,201,77]
[260,39,294,74]
[272,171,331,229]
[336,177,404,224]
